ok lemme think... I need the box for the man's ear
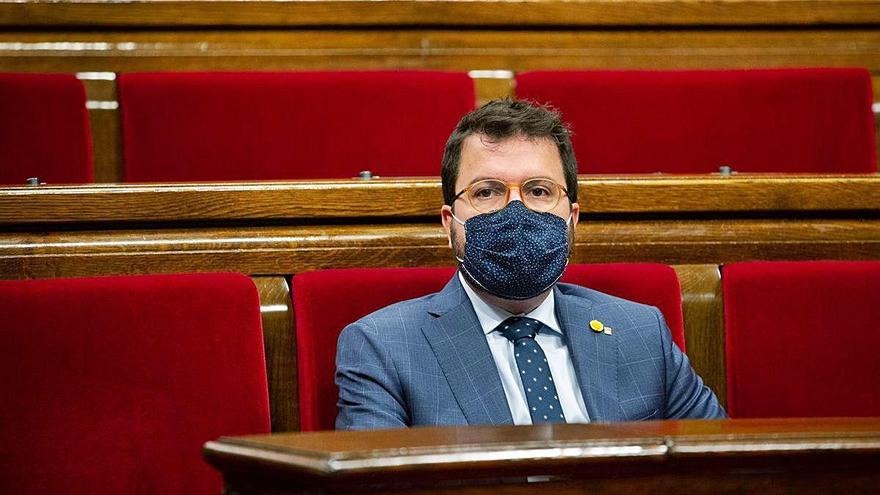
[570,202,580,229]
[440,205,454,248]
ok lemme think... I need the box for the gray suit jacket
[336,274,725,429]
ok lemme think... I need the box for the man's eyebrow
[464,176,558,186]
[465,175,497,185]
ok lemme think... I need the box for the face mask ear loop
[564,212,574,266]
[449,207,467,263]
[451,211,466,226]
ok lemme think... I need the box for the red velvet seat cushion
[293,263,685,431]
[516,68,877,174]
[119,71,475,181]
[0,273,270,494]
[723,261,880,418]
[0,73,93,184]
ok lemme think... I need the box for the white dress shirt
[458,273,590,424]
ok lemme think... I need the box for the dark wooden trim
[674,264,726,409]
[253,276,299,433]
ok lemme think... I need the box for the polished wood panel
[4,1,880,27]
[0,179,442,224]
[2,219,878,280]
[673,265,726,408]
[253,276,299,433]
[4,30,879,74]
[87,108,123,183]
[203,418,880,493]
[2,175,878,225]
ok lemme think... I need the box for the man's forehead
[462,133,556,154]
[459,133,565,183]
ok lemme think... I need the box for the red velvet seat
[293,263,685,431]
[723,261,880,418]
[515,68,877,174]
[0,73,93,184]
[0,273,270,494]
[118,71,475,181]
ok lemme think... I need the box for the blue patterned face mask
[454,200,571,300]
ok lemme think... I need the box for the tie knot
[497,316,542,343]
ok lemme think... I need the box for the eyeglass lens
[467,179,563,213]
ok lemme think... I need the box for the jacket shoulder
[343,291,440,339]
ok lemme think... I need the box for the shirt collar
[457,271,563,337]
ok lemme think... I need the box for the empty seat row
[1,261,878,492]
[1,68,876,185]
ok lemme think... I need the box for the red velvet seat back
[119,71,475,181]
[293,263,685,431]
[723,261,880,418]
[0,73,93,184]
[516,68,877,174]
[0,273,271,494]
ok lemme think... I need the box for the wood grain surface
[4,29,878,73]
[2,219,878,279]
[2,176,878,224]
[673,265,726,409]
[203,418,880,493]
[4,1,880,28]
[253,276,299,433]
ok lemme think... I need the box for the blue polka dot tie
[497,316,566,424]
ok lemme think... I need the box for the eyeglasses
[452,178,570,214]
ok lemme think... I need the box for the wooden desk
[204,418,880,494]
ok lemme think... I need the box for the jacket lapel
[421,275,513,426]
[555,286,624,422]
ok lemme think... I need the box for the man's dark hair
[441,98,578,206]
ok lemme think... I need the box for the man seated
[336,99,725,429]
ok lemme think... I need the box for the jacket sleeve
[654,307,728,419]
[335,319,410,430]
